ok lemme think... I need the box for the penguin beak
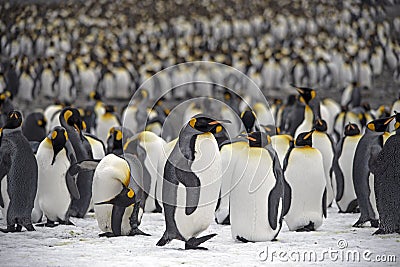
[304,129,315,140]
[384,116,395,125]
[208,119,231,125]
[246,136,257,142]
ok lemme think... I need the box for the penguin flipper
[68,159,101,176]
[322,188,327,218]
[268,185,283,231]
[111,205,125,236]
[66,172,80,200]
[176,168,201,216]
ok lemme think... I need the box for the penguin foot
[184,234,217,250]
[129,228,150,236]
[156,232,170,247]
[25,224,35,231]
[99,232,116,238]
[0,225,22,233]
[59,220,75,226]
[296,222,315,232]
[370,220,379,228]
[373,228,394,235]
[236,236,253,243]
[353,219,367,228]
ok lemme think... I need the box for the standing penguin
[230,132,284,242]
[0,111,37,232]
[312,119,335,207]
[36,126,80,227]
[156,115,228,250]
[95,105,121,144]
[352,117,394,227]
[369,113,400,234]
[59,107,94,218]
[22,111,47,142]
[283,129,327,231]
[333,123,363,213]
[293,86,317,139]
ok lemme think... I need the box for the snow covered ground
[0,206,399,266]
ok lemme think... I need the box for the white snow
[0,207,399,266]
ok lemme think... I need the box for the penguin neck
[2,126,22,135]
[178,125,202,161]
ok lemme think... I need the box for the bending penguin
[352,117,394,228]
[0,111,37,232]
[369,113,400,234]
[283,129,327,231]
[68,153,149,237]
[230,132,284,242]
[36,126,80,227]
[156,115,229,250]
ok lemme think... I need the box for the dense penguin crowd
[1,0,400,250]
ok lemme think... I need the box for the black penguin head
[89,91,102,101]
[292,85,316,104]
[247,131,271,148]
[95,186,136,207]
[366,117,394,133]
[60,107,86,135]
[104,105,116,114]
[107,127,123,154]
[48,126,68,165]
[240,110,256,133]
[261,124,280,136]
[188,115,229,134]
[344,123,361,136]
[4,111,23,129]
[314,119,327,132]
[295,129,315,147]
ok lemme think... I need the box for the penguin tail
[129,227,150,236]
[156,231,170,246]
[185,234,217,250]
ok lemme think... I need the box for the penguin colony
[0,0,400,250]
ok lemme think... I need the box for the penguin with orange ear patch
[283,129,327,232]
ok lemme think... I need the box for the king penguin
[352,117,394,228]
[369,113,400,234]
[22,111,47,142]
[312,119,335,207]
[333,123,362,213]
[283,129,327,231]
[156,115,229,250]
[36,126,80,226]
[0,111,37,232]
[59,107,94,218]
[230,132,284,242]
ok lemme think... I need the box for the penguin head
[89,91,102,101]
[47,126,68,165]
[240,110,256,133]
[366,117,394,133]
[60,107,86,136]
[188,115,229,134]
[344,123,361,136]
[314,119,327,132]
[95,186,137,207]
[107,127,123,154]
[292,85,316,104]
[295,129,315,147]
[247,131,271,148]
[104,105,116,114]
[4,110,23,129]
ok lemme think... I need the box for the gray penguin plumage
[369,114,400,235]
[0,111,37,232]
[352,117,394,228]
